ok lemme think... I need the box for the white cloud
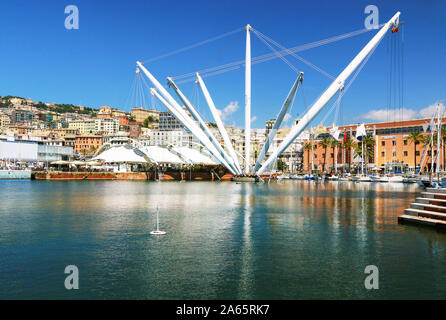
[359,101,445,122]
[251,115,257,124]
[219,101,239,121]
[283,113,292,123]
[419,102,446,118]
[361,108,418,122]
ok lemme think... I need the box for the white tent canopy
[90,144,220,166]
[92,146,149,163]
[172,147,216,165]
[140,146,184,164]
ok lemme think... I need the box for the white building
[68,120,96,134]
[95,118,119,135]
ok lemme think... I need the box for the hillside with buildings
[0,94,306,171]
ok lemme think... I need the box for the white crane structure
[166,77,240,175]
[196,73,243,175]
[256,11,400,175]
[252,72,303,174]
[137,12,400,178]
[137,62,238,175]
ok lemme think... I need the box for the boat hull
[0,169,31,179]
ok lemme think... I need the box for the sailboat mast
[311,129,314,173]
[245,24,252,175]
[437,105,441,174]
[361,138,364,175]
[335,143,338,174]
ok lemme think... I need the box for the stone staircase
[398,188,446,229]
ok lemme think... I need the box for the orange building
[74,135,103,154]
[116,115,129,126]
[302,118,443,174]
[97,106,113,119]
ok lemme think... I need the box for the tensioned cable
[124,74,138,110]
[176,65,241,84]
[251,28,301,74]
[252,28,335,80]
[320,34,383,126]
[170,25,383,82]
[142,27,244,63]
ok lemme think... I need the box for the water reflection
[1,180,446,299]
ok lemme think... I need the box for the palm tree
[407,131,426,173]
[354,135,375,172]
[364,135,375,166]
[329,138,340,173]
[304,142,312,172]
[320,137,331,172]
[343,138,355,172]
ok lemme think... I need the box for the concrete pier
[398,187,446,230]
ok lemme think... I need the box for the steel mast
[196,73,243,174]
[167,77,240,175]
[245,24,252,175]
[137,61,237,175]
[252,73,303,174]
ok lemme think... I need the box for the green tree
[304,142,312,171]
[320,137,331,172]
[407,131,426,173]
[354,135,375,170]
[277,158,285,172]
[342,138,356,172]
[143,115,157,128]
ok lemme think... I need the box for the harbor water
[1,180,446,299]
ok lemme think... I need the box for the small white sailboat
[388,176,404,183]
[359,175,372,182]
[150,206,167,236]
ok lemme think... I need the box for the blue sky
[0,0,445,128]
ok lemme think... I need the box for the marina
[2,179,446,299]
[1,0,445,303]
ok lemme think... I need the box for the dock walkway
[398,188,446,229]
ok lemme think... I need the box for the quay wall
[32,170,234,181]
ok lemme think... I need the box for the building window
[330,153,334,158]
[393,151,396,157]
[381,152,385,157]
[392,141,396,146]
[416,151,420,156]
[381,141,385,146]
[404,151,408,156]
[404,140,408,145]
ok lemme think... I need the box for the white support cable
[256,12,400,175]
[251,29,300,74]
[142,27,244,63]
[320,37,382,126]
[124,74,138,110]
[170,25,380,82]
[253,28,335,80]
[176,65,241,84]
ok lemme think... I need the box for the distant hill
[0,95,98,116]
